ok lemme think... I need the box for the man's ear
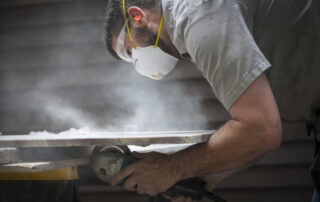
[128,6,148,27]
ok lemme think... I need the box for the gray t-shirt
[162,0,320,120]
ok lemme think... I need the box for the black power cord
[166,178,227,202]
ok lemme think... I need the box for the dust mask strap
[154,15,164,48]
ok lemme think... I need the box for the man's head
[104,0,180,61]
[104,0,182,80]
[104,0,161,59]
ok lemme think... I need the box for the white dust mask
[132,46,178,80]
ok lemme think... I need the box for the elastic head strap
[154,14,164,48]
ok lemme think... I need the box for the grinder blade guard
[91,145,133,184]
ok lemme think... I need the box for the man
[104,0,320,201]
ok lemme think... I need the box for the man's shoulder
[162,0,256,53]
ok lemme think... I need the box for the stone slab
[0,130,215,148]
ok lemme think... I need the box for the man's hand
[111,152,182,196]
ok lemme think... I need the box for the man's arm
[111,73,282,195]
[170,73,282,179]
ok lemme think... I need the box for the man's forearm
[170,118,279,181]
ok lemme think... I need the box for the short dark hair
[104,0,160,59]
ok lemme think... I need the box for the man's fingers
[111,164,136,186]
[123,175,138,191]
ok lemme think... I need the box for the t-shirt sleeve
[183,1,271,110]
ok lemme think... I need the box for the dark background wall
[0,0,315,201]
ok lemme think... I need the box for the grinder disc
[91,146,131,183]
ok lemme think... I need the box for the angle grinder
[90,146,227,202]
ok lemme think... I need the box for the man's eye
[127,49,132,56]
